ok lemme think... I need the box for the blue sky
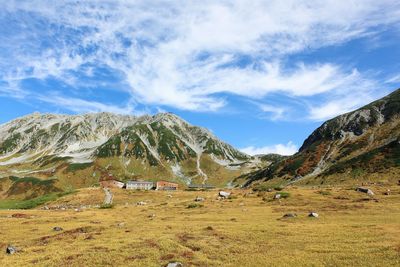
[0,1,399,155]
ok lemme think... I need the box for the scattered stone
[356,187,374,196]
[267,188,273,192]
[166,262,183,267]
[166,194,173,198]
[194,196,205,202]
[53,227,63,232]
[308,212,319,218]
[274,193,281,200]
[218,191,231,198]
[6,245,17,255]
[148,214,156,219]
[137,201,147,206]
[282,213,297,218]
[204,226,214,231]
[384,189,391,196]
[43,206,49,210]
[117,222,126,228]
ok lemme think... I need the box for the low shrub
[276,192,290,198]
[99,203,114,209]
[187,203,203,209]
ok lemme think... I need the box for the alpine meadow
[0,1,399,267]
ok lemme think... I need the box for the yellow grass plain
[0,185,399,267]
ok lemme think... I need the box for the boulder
[53,227,63,231]
[166,262,183,267]
[6,246,17,255]
[219,191,231,198]
[194,196,205,202]
[274,193,281,200]
[356,187,374,196]
[308,212,319,218]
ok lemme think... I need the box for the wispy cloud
[241,142,298,156]
[0,0,399,116]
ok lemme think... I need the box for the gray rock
[166,262,183,267]
[308,212,319,218]
[6,245,17,254]
[53,227,63,231]
[219,191,231,198]
[194,196,205,202]
[356,187,374,196]
[274,193,281,199]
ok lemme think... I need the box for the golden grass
[0,185,399,266]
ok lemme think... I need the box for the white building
[126,181,154,190]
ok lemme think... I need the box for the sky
[0,1,399,156]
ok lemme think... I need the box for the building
[100,180,125,189]
[126,181,154,190]
[156,181,179,191]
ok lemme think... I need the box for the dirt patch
[37,226,96,245]
[144,239,161,249]
[160,253,175,260]
[11,213,31,218]
[177,232,195,243]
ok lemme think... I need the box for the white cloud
[241,142,298,156]
[258,103,287,120]
[308,70,389,121]
[0,0,399,115]
[386,74,400,84]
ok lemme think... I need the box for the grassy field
[0,185,399,266]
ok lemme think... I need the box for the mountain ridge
[244,88,400,186]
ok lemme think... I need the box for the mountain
[244,88,400,186]
[0,112,250,196]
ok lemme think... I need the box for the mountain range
[0,112,253,197]
[244,88,400,187]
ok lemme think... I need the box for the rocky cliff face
[245,88,400,186]
[0,112,250,188]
